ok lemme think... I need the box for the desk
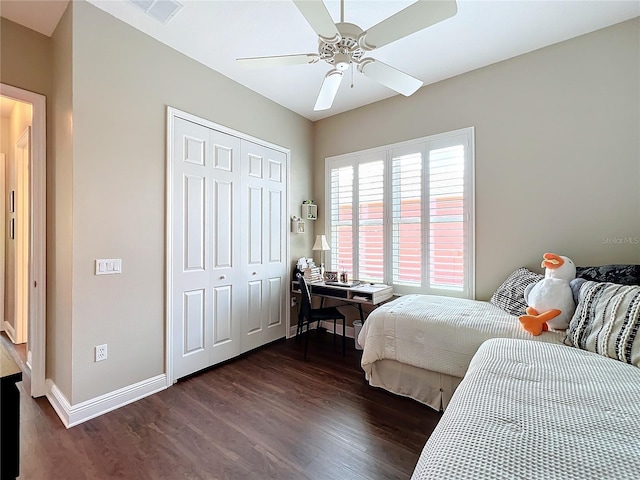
[292,280,394,322]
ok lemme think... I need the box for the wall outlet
[95,344,108,362]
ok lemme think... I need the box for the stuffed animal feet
[519,307,561,336]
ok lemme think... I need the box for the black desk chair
[296,273,346,360]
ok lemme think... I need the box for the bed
[358,264,640,410]
[358,294,565,410]
[411,338,640,479]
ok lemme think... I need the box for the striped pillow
[490,267,543,316]
[564,281,640,367]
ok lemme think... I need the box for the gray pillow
[490,267,543,316]
[576,264,640,286]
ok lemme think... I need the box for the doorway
[0,84,46,398]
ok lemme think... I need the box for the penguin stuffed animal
[519,253,577,336]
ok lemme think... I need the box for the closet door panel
[268,189,283,263]
[208,129,243,365]
[172,119,243,379]
[267,277,283,328]
[184,175,206,271]
[213,180,233,269]
[246,280,263,335]
[248,186,263,265]
[212,285,233,346]
[171,113,287,378]
[172,119,213,379]
[183,289,206,354]
[240,141,287,352]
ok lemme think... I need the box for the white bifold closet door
[171,117,287,380]
[240,141,287,353]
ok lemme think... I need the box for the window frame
[324,127,475,299]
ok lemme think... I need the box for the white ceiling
[2,1,639,121]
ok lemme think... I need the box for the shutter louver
[392,153,422,285]
[358,161,384,282]
[429,145,465,289]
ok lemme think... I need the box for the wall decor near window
[301,201,317,220]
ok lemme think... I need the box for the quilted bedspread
[359,294,565,378]
[411,338,640,479]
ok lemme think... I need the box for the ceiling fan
[237,0,458,111]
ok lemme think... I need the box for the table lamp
[312,234,331,276]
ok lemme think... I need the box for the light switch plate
[95,259,122,275]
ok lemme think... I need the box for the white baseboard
[289,321,356,339]
[46,374,168,428]
[2,320,17,343]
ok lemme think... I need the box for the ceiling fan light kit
[237,0,458,111]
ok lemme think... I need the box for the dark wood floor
[16,332,441,479]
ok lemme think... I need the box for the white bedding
[359,294,565,379]
[412,338,640,479]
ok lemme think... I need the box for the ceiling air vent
[130,0,183,24]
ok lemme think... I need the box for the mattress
[412,338,640,479]
[359,294,565,379]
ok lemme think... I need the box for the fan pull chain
[351,64,354,88]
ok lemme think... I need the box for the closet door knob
[252,271,257,275]
[220,275,226,280]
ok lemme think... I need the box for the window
[325,128,474,298]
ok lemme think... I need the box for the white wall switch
[95,259,123,275]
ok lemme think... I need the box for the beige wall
[0,18,52,96]
[3,100,32,331]
[0,115,8,153]
[314,18,640,301]
[0,16,67,391]
[69,1,314,403]
[49,3,74,399]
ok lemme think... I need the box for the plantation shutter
[325,127,474,298]
[358,160,384,282]
[428,145,465,290]
[329,165,354,274]
[392,152,422,286]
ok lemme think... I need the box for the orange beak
[541,253,564,270]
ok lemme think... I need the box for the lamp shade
[312,234,331,251]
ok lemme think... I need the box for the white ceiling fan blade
[359,0,458,50]
[236,53,318,68]
[314,69,343,111]
[293,0,341,43]
[358,59,423,96]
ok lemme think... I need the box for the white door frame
[0,84,47,398]
[165,106,291,385]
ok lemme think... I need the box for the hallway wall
[2,100,32,337]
